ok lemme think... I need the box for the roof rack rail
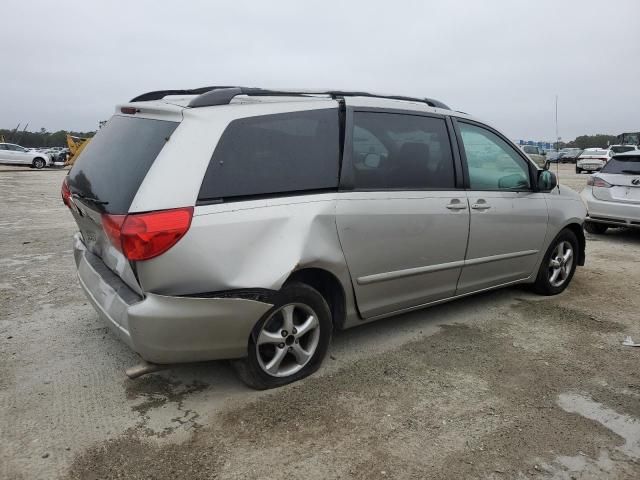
[130,86,238,102]
[130,86,451,110]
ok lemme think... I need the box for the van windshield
[67,115,178,214]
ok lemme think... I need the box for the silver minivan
[63,87,586,389]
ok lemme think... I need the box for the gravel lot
[2,164,640,479]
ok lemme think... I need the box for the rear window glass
[580,150,608,157]
[198,109,339,201]
[610,146,636,154]
[601,156,640,174]
[67,115,178,214]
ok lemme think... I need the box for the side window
[458,123,531,190]
[198,109,339,201]
[351,112,455,190]
[0,145,6,150]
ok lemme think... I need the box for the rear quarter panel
[135,194,359,323]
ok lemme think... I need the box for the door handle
[446,201,467,210]
[471,203,491,210]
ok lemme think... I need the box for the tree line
[561,134,619,150]
[0,127,96,148]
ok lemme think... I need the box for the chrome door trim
[464,249,539,266]
[356,249,538,286]
[357,259,466,285]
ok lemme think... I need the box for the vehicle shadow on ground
[586,227,640,245]
[133,285,535,399]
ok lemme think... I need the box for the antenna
[555,95,560,193]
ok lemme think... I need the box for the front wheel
[32,158,46,169]
[532,229,578,296]
[575,167,582,174]
[585,221,608,234]
[233,282,332,390]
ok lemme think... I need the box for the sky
[1,0,639,141]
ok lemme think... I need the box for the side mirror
[538,169,558,191]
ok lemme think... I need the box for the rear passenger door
[453,120,548,294]
[336,107,469,319]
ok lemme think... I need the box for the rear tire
[532,229,578,296]
[233,282,332,390]
[32,158,45,169]
[585,221,608,234]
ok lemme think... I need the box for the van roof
[129,86,452,110]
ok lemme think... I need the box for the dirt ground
[1,164,639,480]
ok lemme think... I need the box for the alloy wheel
[548,240,574,287]
[255,303,321,377]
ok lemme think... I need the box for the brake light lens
[101,207,194,261]
[61,177,71,207]
[120,107,139,114]
[587,176,612,188]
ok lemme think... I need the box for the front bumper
[580,189,640,228]
[73,234,273,364]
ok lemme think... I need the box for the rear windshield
[67,115,178,214]
[610,146,636,154]
[601,155,640,174]
[580,150,608,157]
[198,109,339,202]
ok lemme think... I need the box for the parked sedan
[559,148,583,163]
[0,143,51,168]
[576,149,610,173]
[581,150,640,233]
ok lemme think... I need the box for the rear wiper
[72,193,109,205]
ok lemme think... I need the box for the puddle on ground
[538,392,640,478]
[557,392,640,459]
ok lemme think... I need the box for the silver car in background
[581,150,640,233]
[63,87,586,389]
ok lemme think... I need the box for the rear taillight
[587,176,612,188]
[61,177,71,207]
[101,207,193,261]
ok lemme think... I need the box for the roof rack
[130,86,451,110]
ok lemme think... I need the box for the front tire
[585,221,608,234]
[575,167,582,174]
[233,282,332,390]
[32,158,46,169]
[532,229,578,296]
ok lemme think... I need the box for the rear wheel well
[565,223,586,266]
[286,268,346,330]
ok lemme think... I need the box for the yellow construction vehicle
[65,134,92,166]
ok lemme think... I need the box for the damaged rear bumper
[73,234,273,364]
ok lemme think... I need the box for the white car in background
[581,150,640,233]
[576,148,610,174]
[0,143,51,169]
